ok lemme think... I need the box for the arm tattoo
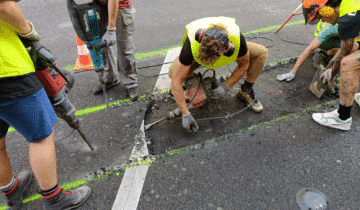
[333,39,354,75]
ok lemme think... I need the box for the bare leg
[0,135,13,186]
[245,42,268,83]
[339,50,360,107]
[29,131,57,191]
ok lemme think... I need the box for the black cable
[70,32,308,78]
[196,96,256,121]
[55,129,75,143]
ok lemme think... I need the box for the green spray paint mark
[243,20,305,35]
[7,94,147,134]
[64,20,304,71]
[0,158,155,209]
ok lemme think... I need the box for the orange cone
[74,34,94,71]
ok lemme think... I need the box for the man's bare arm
[0,0,31,34]
[107,0,119,29]
[330,38,354,76]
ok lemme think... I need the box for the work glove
[182,113,199,132]
[102,27,116,47]
[276,71,296,82]
[210,83,230,99]
[18,22,40,41]
[320,66,336,86]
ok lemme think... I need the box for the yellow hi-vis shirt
[0,21,35,78]
[339,0,360,17]
[183,17,240,69]
[339,0,360,41]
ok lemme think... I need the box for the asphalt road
[2,0,358,209]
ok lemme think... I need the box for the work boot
[4,170,33,209]
[127,87,139,102]
[237,86,263,113]
[43,186,91,210]
[92,80,120,95]
[313,50,331,70]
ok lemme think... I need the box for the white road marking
[111,165,149,210]
[112,48,181,210]
[153,47,181,94]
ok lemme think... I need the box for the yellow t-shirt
[0,21,35,78]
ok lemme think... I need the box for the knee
[340,55,356,72]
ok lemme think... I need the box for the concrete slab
[138,104,360,210]
[145,57,340,155]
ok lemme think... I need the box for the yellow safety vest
[183,17,240,69]
[314,21,326,37]
[339,0,360,17]
[0,22,35,78]
[339,0,360,41]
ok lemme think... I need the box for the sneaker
[92,80,120,95]
[127,87,139,102]
[4,170,33,209]
[313,50,331,70]
[312,109,352,130]
[43,186,91,210]
[237,88,263,113]
[355,93,360,107]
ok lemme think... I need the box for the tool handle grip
[191,126,197,132]
[92,40,107,50]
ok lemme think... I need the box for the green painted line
[64,20,304,71]
[243,20,305,35]
[7,94,147,134]
[160,98,338,158]
[0,158,154,209]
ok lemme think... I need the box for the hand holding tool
[320,67,333,85]
[18,22,40,41]
[276,71,296,82]
[182,113,199,132]
[102,27,116,47]
[210,82,230,99]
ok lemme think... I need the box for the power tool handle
[191,126,197,132]
[92,40,107,50]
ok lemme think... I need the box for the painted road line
[112,165,149,210]
[112,49,175,209]
[153,47,181,94]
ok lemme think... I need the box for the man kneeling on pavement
[169,16,268,132]
[303,0,360,130]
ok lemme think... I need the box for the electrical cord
[55,128,75,143]
[197,96,256,122]
[71,32,309,77]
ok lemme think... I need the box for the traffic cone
[74,34,94,71]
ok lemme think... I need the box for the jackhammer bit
[51,88,95,151]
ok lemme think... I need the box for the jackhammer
[21,38,95,151]
[144,71,219,131]
[67,0,110,107]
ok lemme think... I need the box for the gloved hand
[210,83,230,99]
[102,27,116,47]
[320,66,335,85]
[18,22,40,41]
[276,71,296,82]
[182,113,199,132]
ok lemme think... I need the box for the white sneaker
[312,109,352,130]
[355,93,360,107]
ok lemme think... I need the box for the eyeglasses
[303,4,321,25]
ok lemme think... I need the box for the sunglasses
[303,4,321,25]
